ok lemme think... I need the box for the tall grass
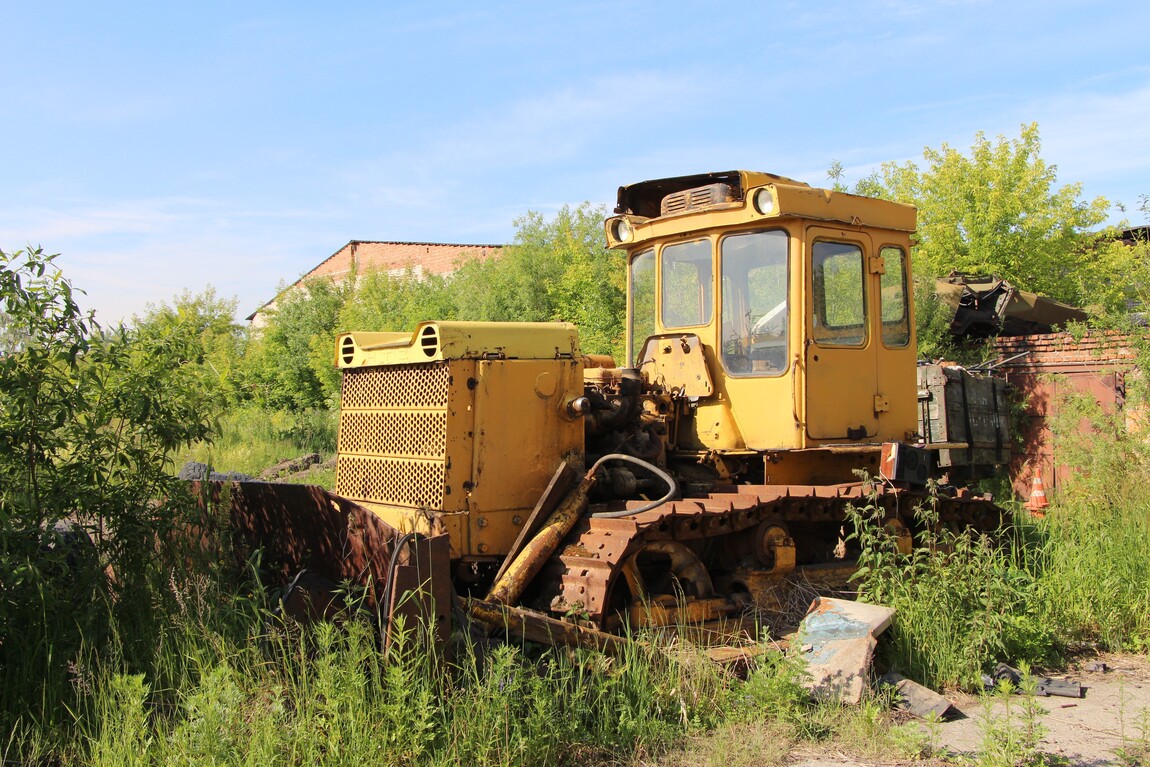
[177,406,338,480]
[6,545,744,766]
[6,542,937,767]
[850,460,1150,690]
[848,495,1055,691]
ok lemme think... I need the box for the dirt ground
[794,653,1150,766]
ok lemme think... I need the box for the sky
[2,1,1148,325]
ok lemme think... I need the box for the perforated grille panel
[336,361,461,510]
[337,411,447,458]
[335,455,446,509]
[339,363,450,410]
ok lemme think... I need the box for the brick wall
[992,331,1140,498]
[310,241,502,282]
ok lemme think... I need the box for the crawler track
[534,482,1003,630]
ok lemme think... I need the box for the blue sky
[2,1,1148,324]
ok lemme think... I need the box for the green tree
[0,247,217,729]
[859,124,1109,306]
[834,124,1116,357]
[338,268,458,333]
[243,277,351,409]
[450,203,626,359]
[132,287,247,406]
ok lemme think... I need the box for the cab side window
[880,246,910,348]
[812,241,867,346]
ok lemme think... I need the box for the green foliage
[848,493,1054,690]
[33,583,741,766]
[1036,379,1150,650]
[1081,227,1150,317]
[911,271,962,361]
[338,267,458,333]
[132,287,247,407]
[863,123,1108,306]
[838,124,1118,356]
[177,406,338,482]
[0,246,219,734]
[451,203,625,360]
[238,203,624,411]
[243,277,352,410]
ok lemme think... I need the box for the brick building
[247,240,502,325]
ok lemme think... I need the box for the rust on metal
[485,470,594,606]
[190,480,453,647]
[538,480,1002,629]
[467,598,630,655]
[385,533,453,653]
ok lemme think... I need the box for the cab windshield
[720,230,789,376]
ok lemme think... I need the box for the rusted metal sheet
[936,272,1087,337]
[386,533,453,653]
[992,332,1139,498]
[191,480,399,589]
[190,481,453,645]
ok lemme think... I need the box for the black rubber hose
[379,531,425,631]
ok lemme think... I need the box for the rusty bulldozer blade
[190,480,453,652]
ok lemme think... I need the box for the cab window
[812,241,867,346]
[661,239,713,329]
[720,230,788,375]
[628,249,656,365]
[880,246,910,348]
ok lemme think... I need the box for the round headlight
[611,217,634,243]
[754,187,777,215]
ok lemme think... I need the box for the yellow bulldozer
[199,170,1004,651]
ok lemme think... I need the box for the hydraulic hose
[380,531,425,631]
[587,453,678,518]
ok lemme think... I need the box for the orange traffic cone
[1026,472,1049,516]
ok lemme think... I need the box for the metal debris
[795,597,894,704]
[879,672,954,719]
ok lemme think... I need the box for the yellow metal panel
[336,321,580,368]
[468,358,585,557]
[608,172,916,252]
[772,184,916,232]
[335,359,476,513]
[804,227,879,441]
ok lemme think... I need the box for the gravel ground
[790,653,1150,766]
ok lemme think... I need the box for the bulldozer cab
[607,171,919,457]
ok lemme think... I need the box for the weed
[176,405,338,481]
[847,490,1055,690]
[1114,678,1150,767]
[973,668,1059,767]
